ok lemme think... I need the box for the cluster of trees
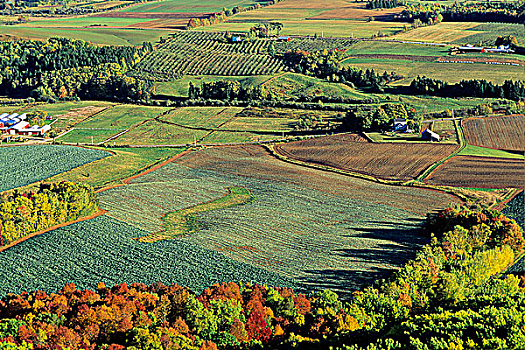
[344,103,420,131]
[0,181,99,247]
[0,38,153,102]
[0,205,523,349]
[188,81,266,101]
[496,35,525,55]
[249,22,283,38]
[366,0,403,9]
[398,1,525,24]
[410,76,525,101]
[186,1,284,30]
[283,49,402,91]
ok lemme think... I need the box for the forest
[0,181,100,247]
[0,205,522,349]
[0,38,153,102]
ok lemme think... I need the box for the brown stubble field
[463,115,525,152]
[424,156,525,189]
[274,134,459,181]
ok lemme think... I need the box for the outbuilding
[421,128,440,142]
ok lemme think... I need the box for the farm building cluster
[0,113,51,137]
[449,45,515,55]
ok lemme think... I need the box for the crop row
[0,215,296,295]
[0,145,110,192]
[137,51,285,76]
[463,115,525,152]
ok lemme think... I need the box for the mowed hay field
[275,134,458,181]
[463,115,525,152]
[100,145,459,296]
[425,156,525,189]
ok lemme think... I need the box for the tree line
[410,76,525,101]
[0,38,153,102]
[366,0,403,9]
[0,181,99,248]
[398,1,525,24]
[0,204,523,349]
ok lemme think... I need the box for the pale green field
[0,25,167,45]
[200,19,406,38]
[344,58,525,84]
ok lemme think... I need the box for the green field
[264,73,374,100]
[390,22,525,45]
[0,215,295,294]
[200,19,406,38]
[59,128,126,144]
[0,145,110,192]
[0,25,166,45]
[98,145,458,296]
[344,58,525,84]
[121,0,266,13]
[49,147,187,188]
[458,144,524,160]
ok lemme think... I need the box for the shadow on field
[298,221,429,300]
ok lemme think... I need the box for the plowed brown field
[425,156,524,189]
[463,115,525,152]
[274,134,458,181]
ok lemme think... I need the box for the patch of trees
[410,76,525,101]
[366,0,403,9]
[0,181,99,248]
[0,205,523,349]
[283,49,402,91]
[344,103,420,131]
[398,1,525,24]
[0,38,153,102]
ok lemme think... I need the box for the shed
[421,128,440,142]
[231,36,244,42]
[278,36,291,42]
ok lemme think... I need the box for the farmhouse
[421,128,441,142]
[0,112,51,137]
[392,118,407,132]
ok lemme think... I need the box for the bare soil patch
[274,134,458,181]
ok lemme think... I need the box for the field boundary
[491,188,523,211]
[265,143,467,202]
[95,149,191,193]
[0,209,107,252]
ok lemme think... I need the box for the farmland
[424,156,525,189]
[49,147,186,189]
[99,145,459,296]
[274,134,459,181]
[135,31,287,77]
[57,104,169,144]
[463,115,525,152]
[0,215,295,294]
[0,145,110,192]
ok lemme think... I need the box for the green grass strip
[137,187,254,242]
